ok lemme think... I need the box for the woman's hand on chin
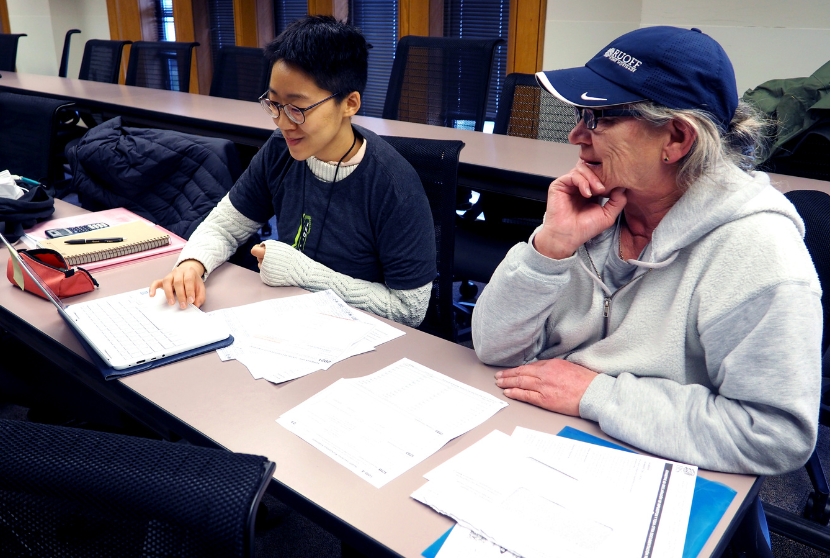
[494,359,598,416]
[533,162,627,260]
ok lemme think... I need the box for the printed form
[277,358,508,488]
[414,428,697,558]
[210,290,404,383]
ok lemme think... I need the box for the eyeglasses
[573,107,641,130]
[258,91,341,125]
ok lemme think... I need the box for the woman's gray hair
[633,100,770,189]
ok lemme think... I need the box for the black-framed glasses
[573,107,641,130]
[258,91,341,125]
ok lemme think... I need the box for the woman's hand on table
[533,161,627,260]
[149,259,206,309]
[495,359,598,416]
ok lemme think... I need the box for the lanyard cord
[299,128,359,259]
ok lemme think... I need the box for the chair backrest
[210,46,270,102]
[493,72,575,143]
[0,33,27,72]
[382,36,504,132]
[0,92,76,186]
[0,418,274,558]
[79,39,132,83]
[126,41,200,92]
[381,135,464,341]
[58,29,81,78]
[784,190,829,353]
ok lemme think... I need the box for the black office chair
[78,39,132,83]
[0,33,26,71]
[210,46,270,102]
[58,39,134,168]
[494,72,575,142]
[762,189,829,552]
[454,73,573,308]
[381,135,465,342]
[0,418,275,558]
[382,36,504,132]
[56,38,136,164]
[58,29,81,78]
[126,41,200,92]
[475,72,574,232]
[0,92,78,188]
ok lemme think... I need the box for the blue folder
[423,426,736,558]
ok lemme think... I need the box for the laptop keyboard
[73,298,185,361]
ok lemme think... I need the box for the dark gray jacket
[69,117,240,239]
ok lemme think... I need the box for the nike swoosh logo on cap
[581,92,608,101]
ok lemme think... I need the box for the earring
[663,156,669,162]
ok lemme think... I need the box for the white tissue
[0,170,27,200]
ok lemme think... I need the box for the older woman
[472,26,822,477]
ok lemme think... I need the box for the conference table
[3,71,826,201]
[0,72,566,201]
[0,198,762,558]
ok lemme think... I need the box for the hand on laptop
[149,259,207,309]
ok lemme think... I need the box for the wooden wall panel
[233,0,259,46]
[106,0,146,82]
[106,0,144,41]
[192,0,212,94]
[233,0,276,48]
[399,0,429,37]
[507,0,546,73]
[308,0,333,16]
[0,0,10,34]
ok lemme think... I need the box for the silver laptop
[3,233,230,370]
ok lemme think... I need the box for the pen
[64,237,124,245]
[10,175,39,186]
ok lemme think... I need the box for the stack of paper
[277,358,508,488]
[210,290,404,384]
[413,428,697,558]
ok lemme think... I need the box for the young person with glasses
[150,16,436,327]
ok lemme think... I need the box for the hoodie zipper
[584,249,650,339]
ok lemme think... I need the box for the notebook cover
[38,221,170,266]
[25,208,186,272]
[60,310,234,380]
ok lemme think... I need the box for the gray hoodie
[472,164,822,475]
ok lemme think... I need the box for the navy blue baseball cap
[536,26,738,131]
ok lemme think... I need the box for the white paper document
[210,290,404,383]
[435,525,519,558]
[412,428,697,558]
[277,358,508,488]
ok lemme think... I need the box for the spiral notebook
[37,221,171,266]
